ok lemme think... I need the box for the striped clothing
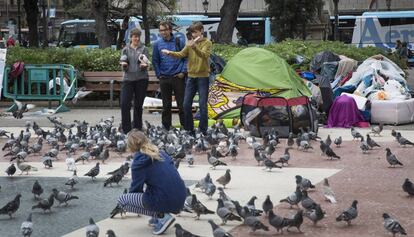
[118,193,158,217]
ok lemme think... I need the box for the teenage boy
[162,22,212,135]
[152,21,187,130]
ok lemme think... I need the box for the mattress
[371,99,414,125]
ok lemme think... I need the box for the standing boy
[152,21,187,130]
[162,22,212,135]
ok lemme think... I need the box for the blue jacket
[152,35,187,78]
[129,151,186,214]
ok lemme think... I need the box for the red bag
[8,61,25,83]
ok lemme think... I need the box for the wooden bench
[82,71,159,107]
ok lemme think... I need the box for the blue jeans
[183,77,209,133]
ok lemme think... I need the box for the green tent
[207,47,311,119]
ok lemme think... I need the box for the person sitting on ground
[115,130,186,235]
[237,32,248,46]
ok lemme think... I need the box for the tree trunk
[91,0,112,48]
[216,0,243,44]
[142,0,150,46]
[117,16,129,50]
[23,0,39,48]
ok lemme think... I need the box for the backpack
[8,61,24,83]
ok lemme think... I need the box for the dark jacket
[152,35,187,78]
[129,151,186,214]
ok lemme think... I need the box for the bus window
[235,21,265,44]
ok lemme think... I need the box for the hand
[139,63,148,69]
[175,72,185,79]
[186,39,196,48]
[120,62,128,68]
[161,49,170,55]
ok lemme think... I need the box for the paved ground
[0,68,412,236]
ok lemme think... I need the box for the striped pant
[118,193,158,217]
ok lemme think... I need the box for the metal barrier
[2,64,77,113]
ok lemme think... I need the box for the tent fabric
[207,48,312,119]
[326,95,366,128]
[310,51,340,72]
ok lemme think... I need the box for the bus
[57,15,271,48]
[328,15,357,43]
[351,11,414,50]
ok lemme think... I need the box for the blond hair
[127,129,161,160]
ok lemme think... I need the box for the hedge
[5,39,406,72]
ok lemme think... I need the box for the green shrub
[6,40,406,73]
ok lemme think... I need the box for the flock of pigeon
[0,116,413,237]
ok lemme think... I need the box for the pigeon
[208,219,233,237]
[5,163,16,176]
[106,229,116,237]
[383,213,407,236]
[325,146,341,160]
[86,218,100,237]
[0,193,22,218]
[185,150,194,166]
[280,186,302,208]
[262,195,273,216]
[325,135,332,147]
[334,136,342,147]
[351,127,363,141]
[301,190,317,210]
[275,148,290,166]
[204,182,216,199]
[299,140,313,151]
[245,196,263,216]
[190,194,214,219]
[97,149,110,164]
[287,133,294,148]
[52,188,79,206]
[243,208,270,232]
[32,194,54,212]
[402,178,414,196]
[360,137,370,154]
[322,178,337,203]
[370,123,383,136]
[195,173,212,192]
[41,156,53,168]
[216,199,242,224]
[366,134,381,149]
[207,152,227,169]
[268,210,290,233]
[286,210,304,233]
[0,129,10,138]
[304,204,325,225]
[385,148,403,168]
[21,213,33,237]
[84,163,100,180]
[216,169,231,189]
[336,200,358,225]
[109,203,126,219]
[174,223,200,237]
[263,158,282,171]
[396,132,414,147]
[32,180,43,199]
[12,99,36,119]
[72,87,93,104]
[16,159,38,175]
[391,129,397,139]
[296,175,315,191]
[254,148,266,166]
[65,170,79,189]
[65,154,76,171]
[320,140,329,155]
[104,173,124,187]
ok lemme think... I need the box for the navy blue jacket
[129,151,186,214]
[152,35,187,78]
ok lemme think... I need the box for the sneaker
[148,217,158,227]
[152,213,175,235]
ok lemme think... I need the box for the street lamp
[333,0,339,41]
[17,0,21,43]
[202,0,209,16]
[386,0,391,11]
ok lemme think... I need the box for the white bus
[351,11,414,50]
